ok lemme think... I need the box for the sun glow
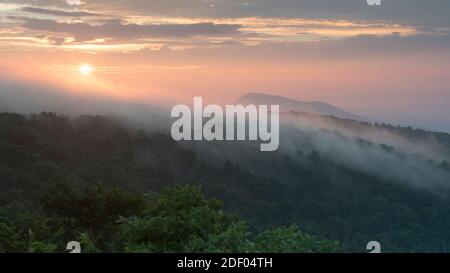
[79,64,93,75]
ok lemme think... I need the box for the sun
[79,64,93,75]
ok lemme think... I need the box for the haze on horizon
[0,0,449,132]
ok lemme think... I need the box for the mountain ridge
[238,92,372,123]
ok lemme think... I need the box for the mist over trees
[0,111,450,252]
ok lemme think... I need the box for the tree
[0,222,23,252]
[119,185,245,252]
[119,186,341,253]
[247,225,340,253]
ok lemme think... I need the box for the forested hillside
[1,112,450,252]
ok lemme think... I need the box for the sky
[0,0,449,132]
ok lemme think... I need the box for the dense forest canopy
[0,111,450,252]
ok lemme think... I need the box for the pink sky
[0,0,449,131]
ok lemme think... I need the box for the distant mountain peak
[238,92,371,122]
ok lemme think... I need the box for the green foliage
[119,186,340,253]
[247,226,340,253]
[27,229,58,253]
[78,233,101,253]
[40,182,144,251]
[0,183,341,253]
[1,112,450,252]
[0,223,23,252]
[119,186,248,253]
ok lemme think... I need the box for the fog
[1,75,449,192]
[278,113,450,191]
[0,74,170,129]
[182,112,450,193]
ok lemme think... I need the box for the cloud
[125,33,450,64]
[20,6,102,17]
[3,0,450,30]
[18,17,243,42]
[2,0,445,50]
[78,0,450,28]
[0,0,72,8]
